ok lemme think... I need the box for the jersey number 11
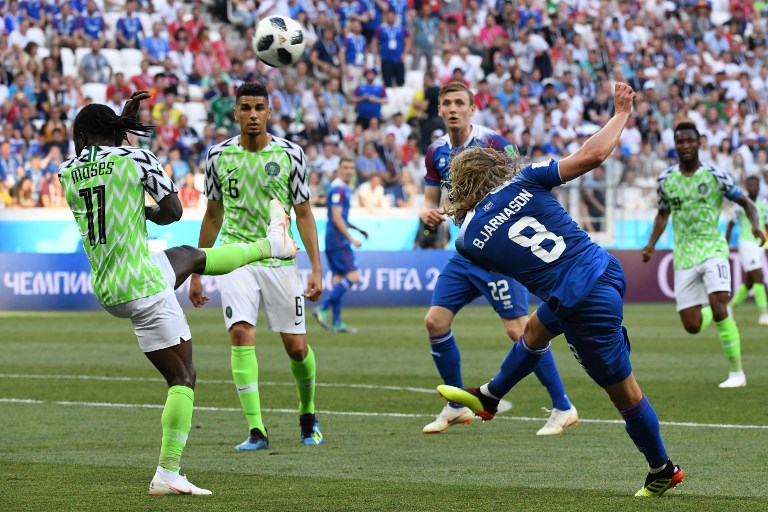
[79,185,107,246]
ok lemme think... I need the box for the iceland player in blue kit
[420,82,577,436]
[313,158,369,333]
[437,83,684,497]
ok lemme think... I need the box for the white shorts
[220,264,306,334]
[105,252,191,353]
[738,241,765,273]
[674,257,732,311]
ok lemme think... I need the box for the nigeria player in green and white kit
[189,82,325,450]
[725,175,768,325]
[643,122,766,388]
[59,93,298,496]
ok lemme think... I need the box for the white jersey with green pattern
[205,135,310,267]
[657,163,743,270]
[732,197,768,245]
[58,145,176,307]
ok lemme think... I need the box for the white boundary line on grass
[0,373,434,393]
[1,397,767,430]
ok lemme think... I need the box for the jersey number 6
[507,216,566,263]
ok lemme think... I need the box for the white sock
[480,383,500,400]
[156,466,180,481]
[648,462,668,474]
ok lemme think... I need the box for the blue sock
[533,350,571,410]
[322,278,352,314]
[487,336,547,398]
[620,395,668,469]
[331,297,342,325]
[430,331,462,389]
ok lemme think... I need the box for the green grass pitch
[1,304,767,511]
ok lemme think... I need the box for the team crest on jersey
[265,162,281,177]
[483,201,493,211]
[697,183,709,195]
[225,306,232,318]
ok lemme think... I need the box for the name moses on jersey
[473,188,533,249]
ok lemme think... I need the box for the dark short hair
[746,175,760,184]
[236,82,269,101]
[674,121,700,138]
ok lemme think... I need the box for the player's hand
[753,228,767,246]
[121,89,151,120]
[421,208,446,229]
[641,244,655,263]
[188,274,209,307]
[351,238,362,248]
[303,269,323,302]
[613,83,636,114]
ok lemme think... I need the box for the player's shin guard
[533,350,571,411]
[231,346,265,432]
[487,336,547,399]
[697,306,713,333]
[730,284,749,307]
[429,331,463,388]
[620,395,668,469]
[158,386,194,472]
[715,316,743,372]
[753,283,768,314]
[291,345,316,415]
[202,241,271,275]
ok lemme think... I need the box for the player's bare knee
[682,320,700,334]
[229,322,255,345]
[181,245,206,270]
[424,311,450,336]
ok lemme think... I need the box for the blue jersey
[424,125,518,194]
[325,178,352,250]
[456,159,610,309]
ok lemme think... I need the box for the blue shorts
[326,247,358,276]
[536,255,632,388]
[431,253,529,319]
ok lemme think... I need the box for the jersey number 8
[507,216,566,263]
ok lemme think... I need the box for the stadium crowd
[2,0,768,233]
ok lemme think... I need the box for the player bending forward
[59,95,297,495]
[437,84,685,497]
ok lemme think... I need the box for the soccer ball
[252,15,306,68]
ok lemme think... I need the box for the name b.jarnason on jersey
[58,146,176,307]
[204,136,311,267]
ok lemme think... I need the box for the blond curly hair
[445,146,521,224]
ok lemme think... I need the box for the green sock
[730,284,749,307]
[290,345,316,415]
[753,283,768,314]
[231,346,265,433]
[158,385,194,472]
[697,306,714,333]
[202,241,271,275]
[715,316,743,372]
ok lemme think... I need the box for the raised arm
[558,83,636,182]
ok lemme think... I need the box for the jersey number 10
[79,185,107,246]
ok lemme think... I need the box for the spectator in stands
[39,172,65,208]
[308,171,327,207]
[151,86,182,125]
[13,176,38,207]
[357,173,387,210]
[79,38,111,84]
[210,81,235,132]
[340,19,367,95]
[0,181,11,208]
[351,68,387,128]
[411,4,439,71]
[375,9,407,88]
[116,0,145,50]
[355,140,386,183]
[0,141,23,188]
[142,21,171,66]
[310,25,342,83]
[176,114,202,162]
[581,165,607,232]
[51,2,82,49]
[74,0,106,42]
